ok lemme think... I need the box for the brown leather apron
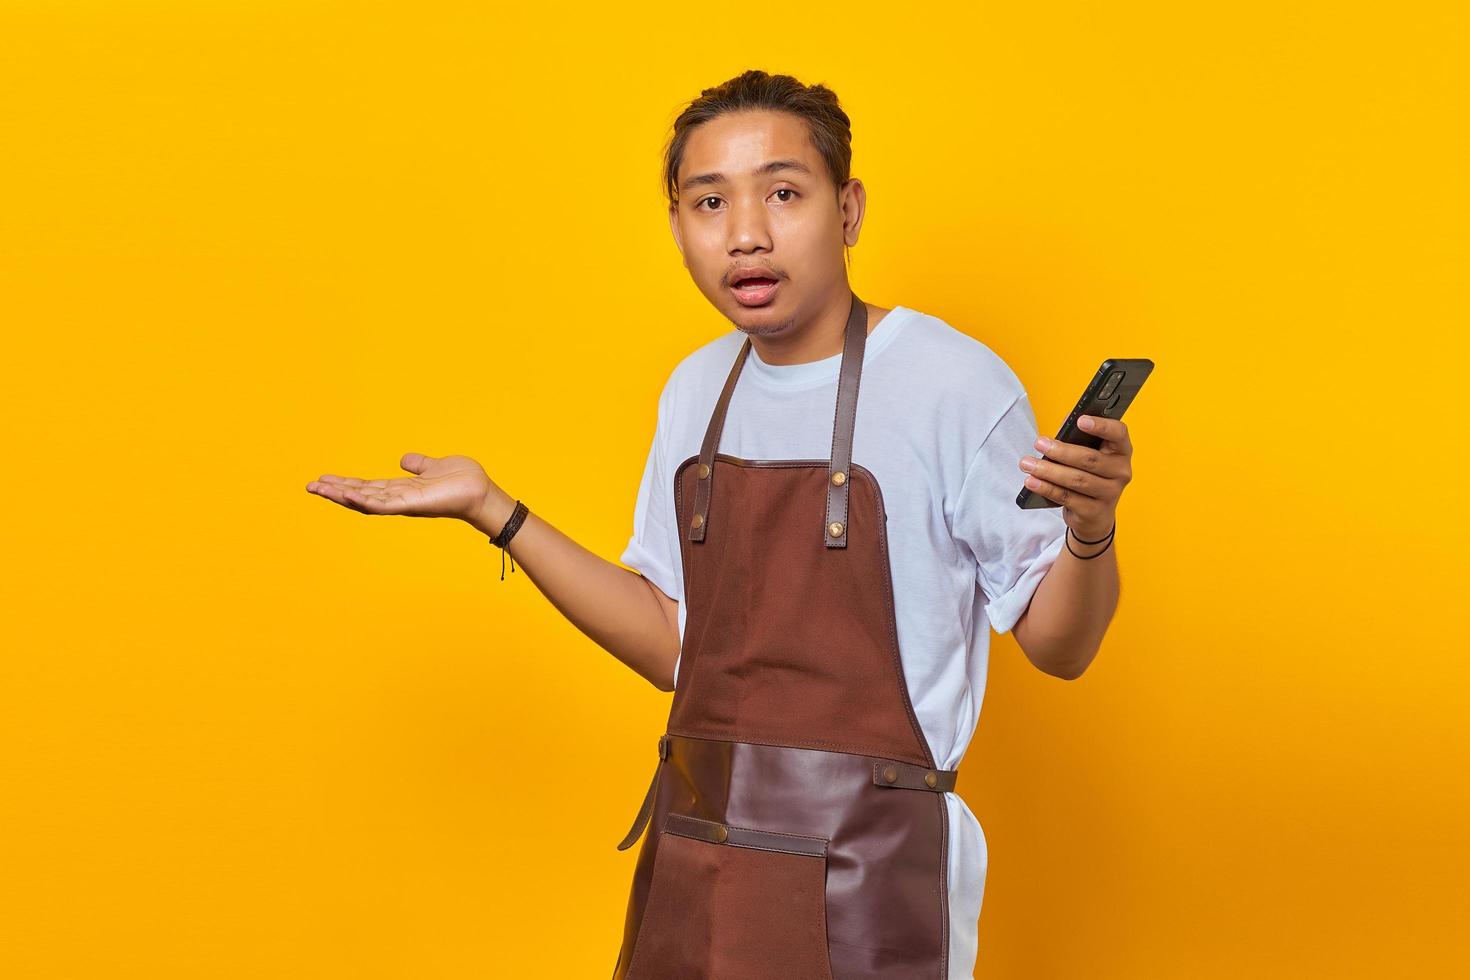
[611,291,959,980]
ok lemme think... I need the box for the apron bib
[611,292,958,980]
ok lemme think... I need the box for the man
[307,69,1130,980]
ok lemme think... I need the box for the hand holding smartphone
[1016,358,1154,510]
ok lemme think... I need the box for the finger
[307,481,372,514]
[1077,415,1132,454]
[1031,439,1130,479]
[313,474,393,489]
[1021,472,1109,517]
[401,452,436,474]
[1020,456,1121,503]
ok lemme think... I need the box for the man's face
[669,109,859,337]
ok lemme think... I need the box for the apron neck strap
[687,291,870,550]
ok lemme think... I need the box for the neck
[746,289,890,366]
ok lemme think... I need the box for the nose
[724,194,772,256]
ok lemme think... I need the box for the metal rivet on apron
[828,521,844,538]
[924,772,938,788]
[830,470,846,486]
[699,463,710,479]
[883,766,899,783]
[715,825,729,843]
[692,513,704,529]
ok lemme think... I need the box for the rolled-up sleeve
[952,391,1068,634]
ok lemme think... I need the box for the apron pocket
[624,813,836,980]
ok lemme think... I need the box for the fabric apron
[610,291,959,980]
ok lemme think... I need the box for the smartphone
[1016,358,1155,509]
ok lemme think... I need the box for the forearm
[1014,532,1120,679]
[470,490,680,692]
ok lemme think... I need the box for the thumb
[400,452,435,474]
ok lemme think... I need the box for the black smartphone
[1016,358,1155,509]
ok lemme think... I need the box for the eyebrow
[679,158,813,194]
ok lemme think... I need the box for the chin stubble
[735,314,798,337]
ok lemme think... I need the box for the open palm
[306,453,491,521]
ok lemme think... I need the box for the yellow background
[3,2,1465,976]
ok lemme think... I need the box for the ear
[668,203,687,266]
[838,177,867,248]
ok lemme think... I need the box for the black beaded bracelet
[1065,522,1115,560]
[489,499,529,580]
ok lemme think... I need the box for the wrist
[1065,520,1115,558]
[469,487,516,537]
[1068,517,1115,543]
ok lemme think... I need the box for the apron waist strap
[616,735,669,852]
[614,736,962,850]
[872,759,959,793]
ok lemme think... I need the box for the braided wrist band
[489,499,529,580]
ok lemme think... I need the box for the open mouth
[730,275,781,305]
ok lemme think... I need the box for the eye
[773,188,798,202]
[695,196,723,211]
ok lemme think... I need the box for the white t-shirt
[619,303,1068,979]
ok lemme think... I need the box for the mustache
[725,265,786,285]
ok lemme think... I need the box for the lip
[728,269,782,307]
[730,280,780,306]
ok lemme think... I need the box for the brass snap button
[830,470,846,486]
[924,771,939,788]
[883,766,899,784]
[698,463,710,479]
[691,513,704,529]
[714,825,729,843]
[828,521,844,537]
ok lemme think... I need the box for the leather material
[615,735,668,851]
[872,759,959,793]
[615,736,950,980]
[612,293,955,980]
[821,291,869,549]
[687,292,870,550]
[665,812,830,857]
